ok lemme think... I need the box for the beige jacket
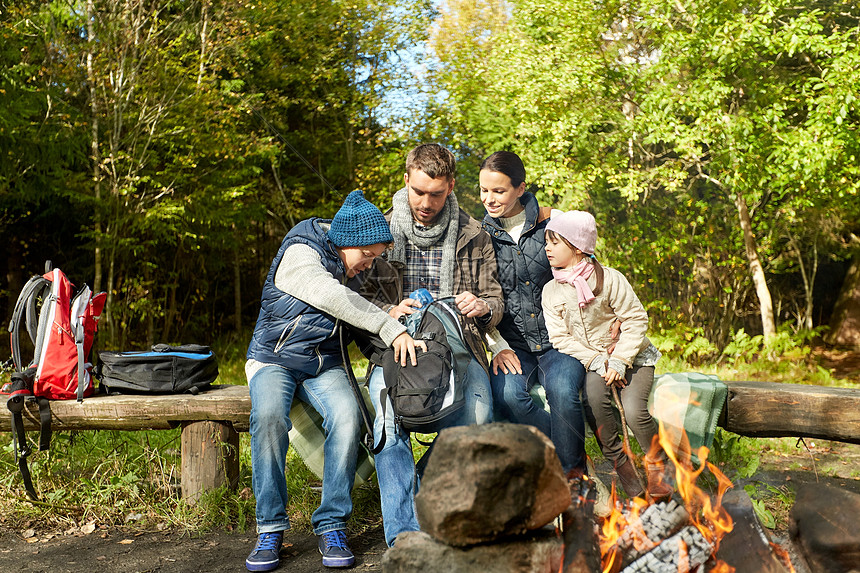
[541,266,654,376]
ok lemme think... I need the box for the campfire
[384,422,809,573]
[577,422,797,573]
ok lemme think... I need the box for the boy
[245,190,423,571]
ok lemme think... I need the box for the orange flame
[656,421,734,550]
[770,541,797,573]
[597,421,736,572]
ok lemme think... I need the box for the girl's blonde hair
[545,229,604,297]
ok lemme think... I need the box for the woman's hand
[492,349,522,375]
[391,332,427,367]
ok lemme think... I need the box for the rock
[715,489,791,572]
[381,529,563,573]
[415,422,570,546]
[790,483,860,573]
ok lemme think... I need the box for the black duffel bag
[95,344,219,394]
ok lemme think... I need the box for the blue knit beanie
[328,190,394,248]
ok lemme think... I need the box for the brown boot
[614,457,644,499]
[645,452,674,503]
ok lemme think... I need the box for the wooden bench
[0,384,251,502]
[2,381,859,500]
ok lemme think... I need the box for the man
[244,190,424,571]
[359,143,504,547]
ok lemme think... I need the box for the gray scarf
[389,187,460,297]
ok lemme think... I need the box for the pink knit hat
[546,210,597,254]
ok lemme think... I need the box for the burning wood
[622,525,713,572]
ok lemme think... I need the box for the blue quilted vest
[246,218,345,375]
[482,193,553,354]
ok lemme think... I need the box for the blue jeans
[369,357,492,547]
[490,348,586,474]
[249,365,361,535]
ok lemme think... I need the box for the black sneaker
[245,531,283,572]
[317,530,355,568]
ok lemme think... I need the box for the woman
[479,151,587,477]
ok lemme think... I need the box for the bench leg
[180,420,240,503]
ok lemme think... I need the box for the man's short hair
[406,143,456,180]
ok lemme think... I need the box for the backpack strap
[337,322,384,455]
[9,276,51,372]
[6,367,43,501]
[70,286,92,402]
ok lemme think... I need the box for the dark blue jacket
[246,218,344,375]
[482,193,553,354]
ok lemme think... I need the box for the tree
[428,0,860,343]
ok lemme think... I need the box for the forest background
[1,0,859,360]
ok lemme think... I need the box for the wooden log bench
[2,381,859,501]
[0,384,251,502]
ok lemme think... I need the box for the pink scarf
[552,259,596,307]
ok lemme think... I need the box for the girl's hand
[603,367,624,387]
[392,332,427,366]
[492,349,522,375]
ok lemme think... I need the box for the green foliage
[428,0,860,344]
[743,482,796,530]
[710,429,762,480]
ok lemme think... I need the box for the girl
[540,210,673,501]
[478,151,587,478]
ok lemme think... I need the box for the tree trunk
[233,240,242,333]
[87,0,102,294]
[735,191,776,339]
[825,251,860,348]
[788,234,818,330]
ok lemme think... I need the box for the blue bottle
[409,288,434,309]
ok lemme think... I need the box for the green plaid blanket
[288,384,376,486]
[647,372,727,464]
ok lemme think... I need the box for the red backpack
[5,262,106,500]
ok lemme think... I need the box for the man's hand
[391,332,427,367]
[455,291,490,318]
[389,298,419,320]
[492,349,522,376]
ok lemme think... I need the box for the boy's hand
[455,291,489,318]
[492,349,522,375]
[392,332,427,366]
[389,298,419,320]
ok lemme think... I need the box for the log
[181,420,240,503]
[0,384,252,432]
[719,381,860,445]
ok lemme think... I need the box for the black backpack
[95,344,219,394]
[345,297,473,452]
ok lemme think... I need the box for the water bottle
[409,288,434,309]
